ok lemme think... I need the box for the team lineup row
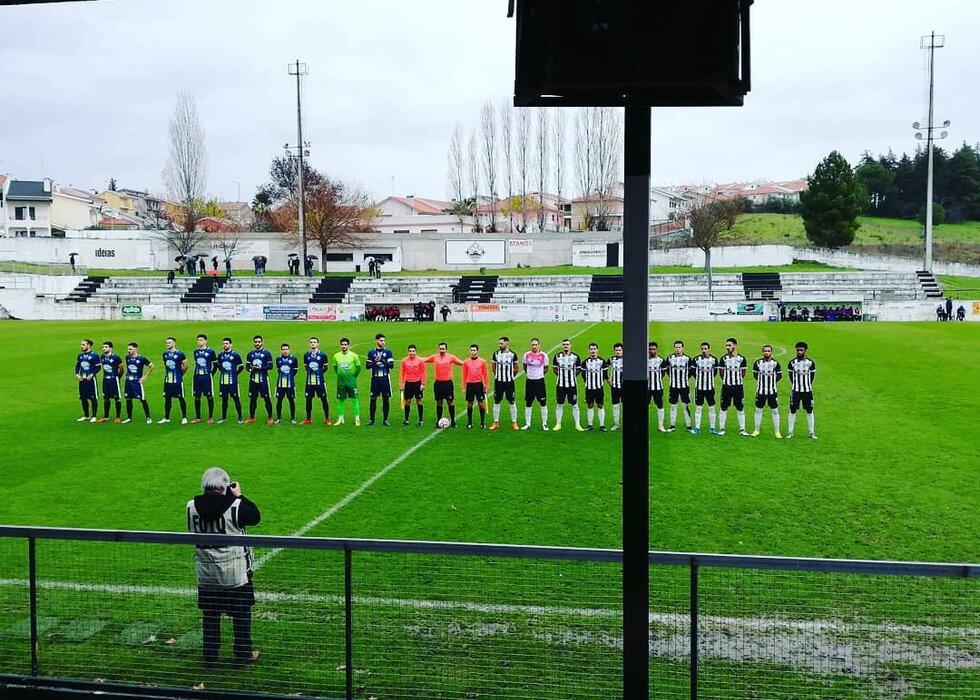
[73,334,817,438]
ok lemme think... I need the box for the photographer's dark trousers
[199,582,254,664]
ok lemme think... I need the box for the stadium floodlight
[286,60,310,274]
[914,32,950,273]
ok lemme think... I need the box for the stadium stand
[346,276,458,305]
[455,275,498,302]
[84,277,197,304]
[778,271,924,301]
[493,275,592,304]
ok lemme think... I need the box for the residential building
[3,178,54,237]
[376,195,454,218]
[650,186,694,223]
[473,192,565,233]
[52,185,101,233]
[374,195,475,234]
[568,182,624,231]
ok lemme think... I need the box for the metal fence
[0,526,977,699]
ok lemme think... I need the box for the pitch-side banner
[571,243,607,267]
[445,240,505,265]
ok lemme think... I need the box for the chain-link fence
[0,527,977,699]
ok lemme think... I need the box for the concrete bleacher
[86,277,197,304]
[779,272,922,301]
[212,278,321,304]
[346,277,458,305]
[648,274,745,303]
[492,276,592,304]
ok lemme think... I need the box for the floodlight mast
[287,60,310,275]
[914,33,949,272]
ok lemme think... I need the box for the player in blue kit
[97,341,123,423]
[74,338,101,422]
[121,342,153,424]
[245,335,274,424]
[275,342,299,423]
[216,337,244,424]
[366,333,395,426]
[191,334,218,424]
[301,336,331,425]
[159,337,189,424]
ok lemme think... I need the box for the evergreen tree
[800,151,862,248]
[855,162,895,216]
[945,143,980,222]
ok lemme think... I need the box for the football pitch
[1,319,978,698]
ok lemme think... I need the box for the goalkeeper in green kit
[332,338,362,426]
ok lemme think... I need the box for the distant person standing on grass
[945,296,953,322]
[69,253,77,273]
[187,467,261,668]
[440,304,451,322]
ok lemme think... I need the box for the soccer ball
[437,418,451,429]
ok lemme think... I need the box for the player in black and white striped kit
[581,343,608,431]
[607,343,624,431]
[692,342,719,435]
[717,337,749,436]
[490,336,520,430]
[752,344,782,438]
[666,340,693,432]
[551,339,584,431]
[786,341,817,440]
[647,342,667,432]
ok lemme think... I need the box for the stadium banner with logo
[736,302,765,315]
[120,304,142,318]
[972,301,980,317]
[211,304,263,320]
[445,240,505,266]
[507,239,534,253]
[206,240,270,261]
[263,305,309,321]
[571,243,607,267]
[308,303,362,321]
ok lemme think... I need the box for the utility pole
[287,60,311,275]
[913,32,949,272]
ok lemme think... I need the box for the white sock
[737,410,746,431]
[694,405,703,429]
[510,404,518,423]
[540,405,548,426]
[708,407,716,430]
[587,406,594,426]
[754,408,763,430]
[787,412,796,434]
[719,410,727,431]
[555,404,564,424]
[572,405,581,426]
[493,404,501,422]
[669,404,678,426]
[807,412,815,434]
[612,404,620,426]
[772,409,780,432]
[682,404,691,428]
[598,407,605,427]
[525,406,532,425]
[657,407,665,427]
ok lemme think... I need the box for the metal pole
[923,32,936,272]
[690,562,699,699]
[295,60,309,277]
[345,547,354,700]
[29,537,38,677]
[622,105,651,700]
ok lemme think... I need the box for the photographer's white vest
[186,497,253,588]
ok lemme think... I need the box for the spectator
[936,304,945,322]
[187,256,197,276]
[957,305,966,321]
[69,253,77,274]
[945,297,953,322]
[778,300,786,322]
[440,304,451,322]
[211,256,219,273]
[225,259,232,278]
[167,270,176,284]
[186,467,261,668]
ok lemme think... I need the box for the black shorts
[219,383,240,398]
[305,384,326,399]
[610,387,622,405]
[694,389,715,406]
[790,391,814,413]
[669,386,690,405]
[403,381,424,401]
[371,376,392,398]
[124,380,145,400]
[434,380,455,402]
[755,393,778,409]
[720,385,744,411]
[78,378,98,400]
[197,581,255,613]
[248,381,270,398]
[102,379,121,400]
[465,382,486,403]
[193,375,213,397]
[494,380,516,404]
[524,378,547,406]
[163,383,184,399]
[276,386,295,399]
[585,387,605,406]
[555,385,578,405]
[648,389,664,408]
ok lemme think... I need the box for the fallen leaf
[193,683,205,690]
[94,678,105,683]
[450,504,457,511]
[165,638,176,645]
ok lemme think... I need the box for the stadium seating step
[180,276,228,304]
[455,276,498,303]
[588,274,623,302]
[916,270,944,298]
[60,276,107,303]
[309,276,355,303]
[742,272,782,300]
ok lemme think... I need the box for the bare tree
[573,107,622,230]
[446,123,466,231]
[499,100,514,232]
[161,92,208,255]
[573,108,596,230]
[467,130,481,230]
[689,197,742,300]
[534,109,550,232]
[515,108,532,233]
[480,101,498,231]
[552,108,567,231]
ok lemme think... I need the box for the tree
[515,108,532,232]
[800,151,863,248]
[916,202,946,227]
[107,178,117,192]
[160,92,208,257]
[551,108,567,231]
[855,162,895,216]
[467,131,481,229]
[500,100,514,232]
[480,101,499,231]
[573,107,622,230]
[945,143,980,222]
[689,197,741,299]
[534,109,550,232]
[201,198,224,218]
[446,123,466,231]
[250,188,275,232]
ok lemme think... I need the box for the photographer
[186,467,261,667]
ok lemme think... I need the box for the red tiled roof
[56,185,96,200]
[392,196,453,215]
[99,216,137,227]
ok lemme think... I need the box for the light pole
[287,60,311,275]
[233,181,241,203]
[913,32,949,272]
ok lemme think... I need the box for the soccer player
[332,337,362,426]
[245,335,274,424]
[718,337,749,436]
[216,337,244,424]
[521,337,549,431]
[462,344,490,429]
[786,341,817,440]
[122,342,153,424]
[98,341,123,423]
[275,343,299,423]
[648,342,667,432]
[191,334,217,424]
[399,344,426,426]
[302,336,331,425]
[159,337,189,424]
[490,336,520,431]
[366,333,395,426]
[425,342,464,427]
[665,340,693,432]
[581,342,608,431]
[752,344,782,438]
[691,342,718,435]
[607,343,624,431]
[552,338,584,432]
[75,338,100,422]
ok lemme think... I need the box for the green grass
[1,320,978,698]
[728,213,980,248]
[938,274,980,291]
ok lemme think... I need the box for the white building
[650,186,694,223]
[2,178,54,237]
[374,195,475,234]
[52,185,100,233]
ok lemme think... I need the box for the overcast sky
[2,0,978,203]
